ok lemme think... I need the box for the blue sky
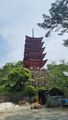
[0,0,68,67]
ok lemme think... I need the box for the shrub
[25,85,37,98]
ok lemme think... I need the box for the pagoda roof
[24,47,45,54]
[24,53,46,60]
[24,59,47,68]
[25,42,44,49]
[25,41,44,45]
[26,35,43,42]
[25,41,43,45]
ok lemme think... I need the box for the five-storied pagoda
[23,31,47,69]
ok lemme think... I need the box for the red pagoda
[23,35,47,69]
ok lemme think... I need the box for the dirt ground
[0,106,68,120]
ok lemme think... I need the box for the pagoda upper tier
[26,35,43,43]
[23,35,47,69]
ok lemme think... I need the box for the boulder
[18,100,30,106]
[31,102,42,109]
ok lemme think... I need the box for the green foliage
[15,61,23,68]
[37,86,48,91]
[0,61,68,98]
[38,0,68,46]
[25,85,37,98]
[0,61,32,94]
[8,67,32,92]
[47,63,68,90]
[8,67,31,83]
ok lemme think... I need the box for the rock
[18,100,30,106]
[14,105,19,108]
[31,102,42,109]
[0,102,16,111]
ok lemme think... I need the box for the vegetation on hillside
[47,62,68,90]
[0,61,68,97]
[0,61,32,96]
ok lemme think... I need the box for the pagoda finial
[32,28,34,37]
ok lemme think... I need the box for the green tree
[25,85,37,98]
[47,63,68,90]
[8,67,32,92]
[0,61,32,94]
[15,61,23,68]
[38,0,68,47]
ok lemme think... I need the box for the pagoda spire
[32,28,34,37]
